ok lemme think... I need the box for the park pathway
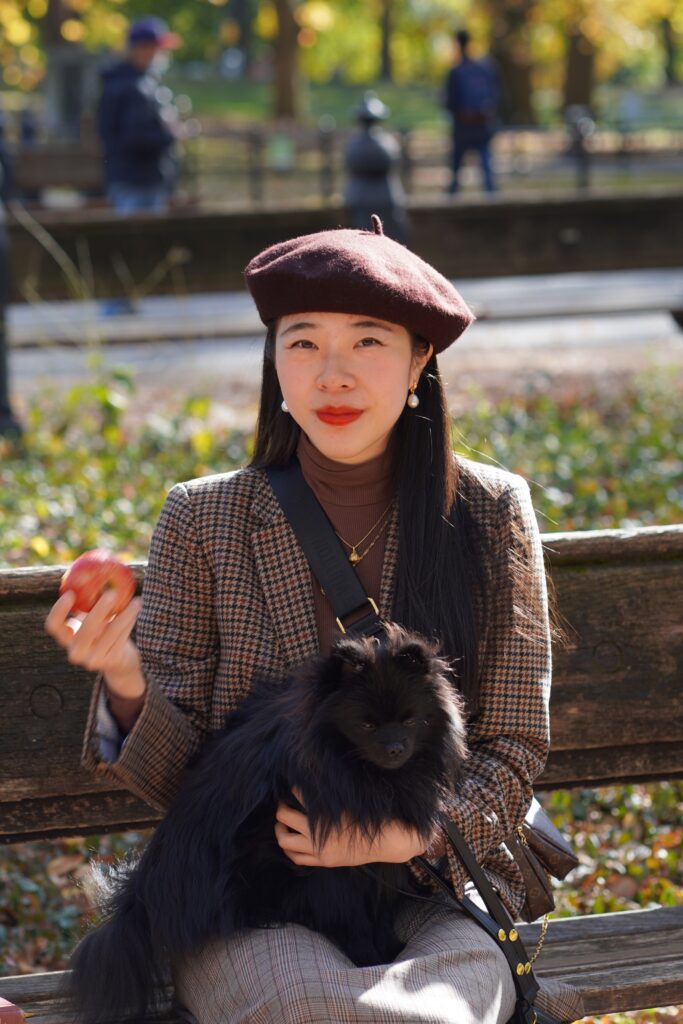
[8,269,683,430]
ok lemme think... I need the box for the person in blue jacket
[97,17,181,214]
[443,29,501,195]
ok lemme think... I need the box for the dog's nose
[384,741,406,759]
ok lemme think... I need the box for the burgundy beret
[244,216,474,354]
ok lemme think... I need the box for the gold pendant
[349,549,360,565]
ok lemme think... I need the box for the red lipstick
[315,406,364,426]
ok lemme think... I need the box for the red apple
[60,549,136,616]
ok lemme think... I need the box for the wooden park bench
[10,141,105,201]
[0,522,682,1022]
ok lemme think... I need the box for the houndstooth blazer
[81,455,551,921]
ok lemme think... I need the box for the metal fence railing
[4,111,682,208]
[180,119,683,206]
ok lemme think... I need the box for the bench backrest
[1,524,682,843]
[10,142,104,194]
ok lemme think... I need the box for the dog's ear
[395,640,431,670]
[383,623,440,670]
[330,636,369,674]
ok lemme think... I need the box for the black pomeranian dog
[64,623,468,1023]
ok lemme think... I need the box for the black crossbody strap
[414,859,540,1011]
[416,815,541,1006]
[266,462,385,637]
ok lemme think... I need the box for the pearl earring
[407,384,419,409]
[281,399,289,413]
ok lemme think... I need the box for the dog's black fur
[64,624,468,1023]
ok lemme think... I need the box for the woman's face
[274,312,432,464]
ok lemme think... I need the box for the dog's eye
[402,717,416,727]
[361,722,376,732]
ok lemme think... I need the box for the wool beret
[244,216,474,354]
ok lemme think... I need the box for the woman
[45,219,581,1023]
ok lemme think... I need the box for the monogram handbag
[266,460,584,1024]
[506,797,579,922]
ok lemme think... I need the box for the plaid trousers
[172,893,519,1024]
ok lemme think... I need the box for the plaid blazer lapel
[251,474,320,669]
[379,504,399,619]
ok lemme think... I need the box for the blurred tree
[272,0,301,117]
[1,0,680,126]
[563,28,595,109]
[379,0,393,82]
[42,0,87,138]
[232,0,256,74]
[532,0,682,108]
[661,17,679,85]
[487,0,536,124]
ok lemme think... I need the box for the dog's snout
[384,740,406,759]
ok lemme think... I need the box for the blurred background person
[344,91,410,244]
[97,16,182,216]
[443,29,501,196]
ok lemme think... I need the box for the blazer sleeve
[81,482,219,812]
[410,475,551,908]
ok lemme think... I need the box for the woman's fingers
[98,598,142,657]
[274,820,308,851]
[71,592,138,656]
[275,801,310,837]
[291,786,305,807]
[274,821,321,866]
[45,589,142,675]
[44,590,80,645]
[65,590,119,659]
[83,598,143,674]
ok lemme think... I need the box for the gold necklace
[335,500,394,565]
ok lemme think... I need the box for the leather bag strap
[266,462,385,637]
[416,814,541,1006]
[412,858,541,1023]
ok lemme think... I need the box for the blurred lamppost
[0,250,22,440]
[565,104,595,191]
[0,134,23,439]
[42,0,92,141]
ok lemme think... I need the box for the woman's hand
[274,788,426,868]
[45,589,145,698]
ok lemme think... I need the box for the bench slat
[518,906,683,1014]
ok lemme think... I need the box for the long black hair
[250,323,553,719]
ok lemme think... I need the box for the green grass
[2,359,681,568]
[168,73,448,130]
[167,70,683,132]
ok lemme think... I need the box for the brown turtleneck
[296,430,396,655]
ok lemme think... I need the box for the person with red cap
[97,16,182,216]
[46,221,582,1023]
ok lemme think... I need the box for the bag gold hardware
[335,597,379,634]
